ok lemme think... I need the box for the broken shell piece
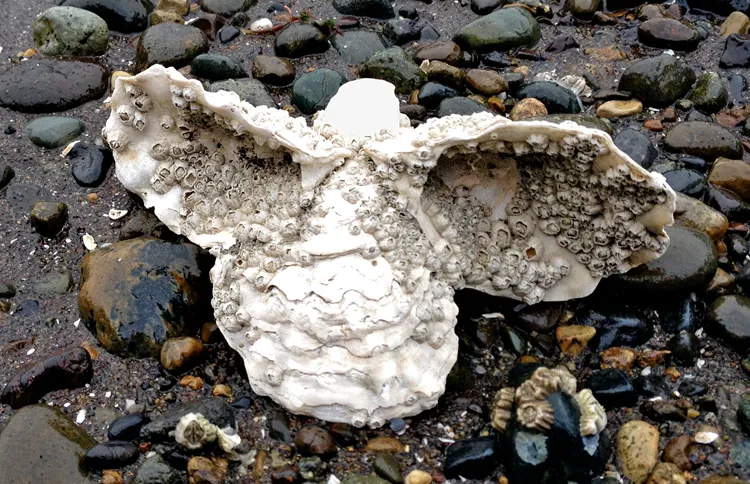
[517,400,555,431]
[175,413,217,450]
[108,208,128,220]
[575,389,607,436]
[217,426,242,453]
[491,387,515,432]
[61,140,80,157]
[249,18,273,32]
[82,233,97,251]
[103,65,675,426]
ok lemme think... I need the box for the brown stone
[637,350,670,368]
[188,456,228,484]
[364,436,405,453]
[212,384,233,399]
[179,375,205,390]
[201,321,223,343]
[707,267,735,294]
[254,450,267,479]
[160,337,206,373]
[406,470,432,484]
[584,45,628,61]
[510,98,547,121]
[556,325,596,356]
[720,12,750,37]
[157,0,189,14]
[600,347,637,371]
[662,435,694,471]
[674,193,728,241]
[708,158,750,200]
[295,426,338,459]
[252,55,295,86]
[488,96,505,114]
[271,465,300,484]
[414,41,462,65]
[421,61,464,88]
[597,99,643,118]
[465,69,508,96]
[665,367,681,381]
[644,119,663,131]
[102,470,125,484]
[150,10,184,25]
[81,341,99,360]
[616,420,660,484]
[662,107,677,122]
[646,462,686,484]
[700,477,750,484]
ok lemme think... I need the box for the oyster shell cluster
[102,66,675,426]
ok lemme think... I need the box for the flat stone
[517,81,581,114]
[453,7,541,53]
[78,237,213,358]
[0,405,96,484]
[199,0,254,17]
[34,6,109,56]
[332,0,395,19]
[30,201,68,237]
[332,30,387,65]
[251,55,295,86]
[663,168,707,198]
[618,54,696,108]
[721,34,750,68]
[556,325,596,356]
[0,59,108,113]
[209,78,276,107]
[135,23,208,72]
[108,413,150,441]
[25,117,84,149]
[291,68,347,115]
[707,295,750,351]
[84,441,140,470]
[275,23,329,58]
[585,368,638,408]
[418,82,458,109]
[638,18,701,51]
[597,99,643,118]
[295,426,338,459]
[414,41,462,65]
[60,0,153,33]
[360,47,426,94]
[707,185,750,221]
[664,122,743,160]
[34,268,74,295]
[383,19,421,45]
[616,420,659,484]
[373,452,402,483]
[709,158,750,200]
[420,60,464,88]
[191,53,247,81]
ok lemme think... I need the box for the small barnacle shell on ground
[82,233,97,251]
[517,400,555,431]
[108,209,128,220]
[491,387,515,432]
[103,65,675,428]
[575,389,607,436]
[175,413,218,450]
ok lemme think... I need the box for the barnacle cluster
[491,366,607,437]
[103,66,675,426]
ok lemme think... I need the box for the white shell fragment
[249,18,273,31]
[103,65,676,427]
[108,208,128,220]
[82,233,97,251]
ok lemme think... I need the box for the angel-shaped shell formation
[491,366,608,437]
[102,65,675,427]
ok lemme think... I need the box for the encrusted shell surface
[517,400,556,431]
[576,389,608,436]
[103,66,675,427]
[491,387,515,432]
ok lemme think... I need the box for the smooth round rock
[585,368,638,408]
[618,54,696,108]
[721,11,750,37]
[332,30,387,65]
[135,23,209,72]
[471,0,503,14]
[566,0,602,19]
[84,441,140,470]
[607,226,717,295]
[252,55,295,86]
[437,97,488,117]
[707,185,750,221]
[613,128,657,169]
[209,78,276,107]
[383,18,421,45]
[415,41,462,65]
[663,168,707,198]
[291,68,346,115]
[0,405,96,484]
[517,81,581,114]
[60,0,153,33]
[638,18,701,51]
[0,59,108,113]
[275,23,329,58]
[360,47,426,94]
[596,99,643,118]
[133,455,182,484]
[332,0,395,19]
[418,82,458,109]
[668,332,700,366]
[160,337,207,372]
[191,54,247,81]
[616,420,659,484]
[444,437,499,479]
[199,0,253,17]
[665,122,743,160]
[688,72,729,114]
[453,7,541,53]
[25,117,84,149]
[149,9,184,25]
[34,6,109,56]
[68,142,113,187]
[30,201,68,237]
[707,295,750,351]
[108,413,150,441]
[465,69,507,96]
[295,426,338,459]
[708,158,750,200]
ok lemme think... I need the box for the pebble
[61,0,153,32]
[618,53,696,108]
[332,0,395,19]
[34,6,109,56]
[102,470,125,484]
[252,55,295,86]
[275,23,329,58]
[415,41,462,65]
[179,375,204,390]
[721,34,750,68]
[30,201,68,237]
[674,193,728,241]
[729,440,750,468]
[218,25,241,43]
[160,336,206,372]
[616,420,660,484]
[516,81,581,114]
[291,68,346,114]
[0,405,96,484]
[295,426,338,459]
[721,12,750,37]
[328,423,357,446]
[464,69,507,96]
[150,9,184,25]
[383,18,421,45]
[613,127,658,169]
[600,347,637,371]
[187,456,228,483]
[453,8,541,53]
[707,295,750,351]
[436,97,488,117]
[418,82,458,109]
[707,185,750,221]
[585,368,638,408]
[209,78,276,107]
[199,0,252,17]
[332,30,387,65]
[738,394,750,434]
[342,476,391,484]
[67,142,113,187]
[688,72,729,114]
[647,462,687,484]
[0,59,108,113]
[641,399,687,422]
[212,384,233,398]
[365,437,405,453]
[566,0,602,19]
[158,0,189,14]
[405,470,432,484]
[191,53,247,81]
[78,238,212,358]
[638,18,701,51]
[360,47,426,94]
[133,455,182,484]
[708,158,750,200]
[597,99,643,118]
[26,116,85,149]
[666,122,743,160]
[444,437,499,479]
[556,325,596,356]
[108,413,150,441]
[399,6,418,19]
[421,60,464,88]
[0,165,14,190]
[374,452,403,483]
[84,441,140,470]
[0,346,92,408]
[34,268,74,295]
[471,0,503,14]
[663,168,707,198]
[663,435,694,471]
[135,23,208,72]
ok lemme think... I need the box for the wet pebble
[707,295,750,351]
[453,8,541,53]
[566,0,601,19]
[360,47,426,94]
[510,97,548,120]
[517,81,581,114]
[444,436,499,479]
[720,34,750,68]
[332,30,387,65]
[585,368,638,408]
[415,41,462,64]
[333,0,395,18]
[133,455,182,484]
[26,116,85,150]
[464,69,507,96]
[663,168,707,198]
[292,68,346,114]
[252,55,295,86]
[135,23,208,72]
[417,82,457,109]
[614,128,658,169]
[707,185,750,221]
[616,420,659,484]
[365,436,405,453]
[471,0,503,14]
[0,165,14,190]
[374,452,403,483]
[61,0,153,32]
[68,142,113,187]
[191,53,247,81]
[383,18,421,45]
[209,78,276,107]
[637,18,701,51]
[199,0,252,16]
[30,201,68,237]
[84,441,140,470]
[295,426,338,459]
[618,53,696,107]
[108,413,150,441]
[140,398,235,442]
[708,158,750,201]
[688,72,729,114]
[160,336,206,372]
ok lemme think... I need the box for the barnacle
[517,400,556,431]
[104,66,675,428]
[576,389,608,436]
[174,413,217,450]
[491,387,515,432]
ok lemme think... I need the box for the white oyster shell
[103,65,676,427]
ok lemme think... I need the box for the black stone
[30,201,68,237]
[436,97,488,117]
[219,25,241,43]
[383,19,421,45]
[328,423,357,446]
[270,411,294,443]
[680,156,708,173]
[332,0,395,18]
[60,0,153,33]
[482,51,512,68]
[231,395,254,409]
[707,185,750,222]
[706,295,750,351]
[686,0,750,16]
[400,104,427,121]
[618,53,696,108]
[68,143,113,187]
[471,0,503,14]
[668,332,699,366]
[0,59,108,113]
[634,374,671,398]
[507,362,543,387]
[275,23,329,58]
[678,381,707,397]
[663,168,706,198]
[613,128,657,169]
[140,398,236,442]
[728,233,749,260]
[417,82,458,109]
[84,441,140,470]
[585,369,638,409]
[579,308,653,351]
[0,165,14,190]
[444,436,499,479]
[135,23,209,72]
[191,54,248,81]
[517,81,581,114]
[108,413,149,441]
[419,25,440,41]
[641,400,687,422]
[499,324,528,355]
[291,69,346,115]
[509,429,549,483]
[546,34,579,53]
[399,6,418,18]
[546,391,580,448]
[721,34,750,69]
[658,296,698,333]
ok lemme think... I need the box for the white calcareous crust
[103,65,675,426]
